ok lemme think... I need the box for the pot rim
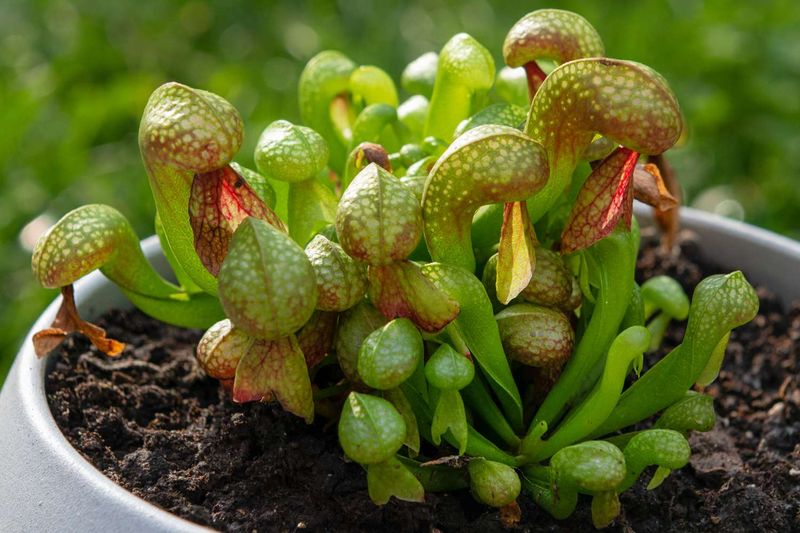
[1,205,798,530]
[636,203,800,306]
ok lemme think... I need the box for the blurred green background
[2,0,799,383]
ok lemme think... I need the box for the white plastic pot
[1,206,798,532]
[0,237,204,532]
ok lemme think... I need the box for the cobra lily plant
[32,9,757,528]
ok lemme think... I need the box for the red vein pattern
[233,335,314,422]
[189,165,285,276]
[367,261,460,333]
[561,147,640,253]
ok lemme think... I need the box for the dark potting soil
[46,230,800,533]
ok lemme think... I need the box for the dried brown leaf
[633,162,678,211]
[32,285,125,358]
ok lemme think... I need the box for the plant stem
[396,456,469,492]
[526,326,649,461]
[524,229,635,439]
[462,374,521,449]
[524,61,548,100]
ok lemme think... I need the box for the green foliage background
[2,0,799,383]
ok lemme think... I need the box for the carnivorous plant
[32,8,758,528]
